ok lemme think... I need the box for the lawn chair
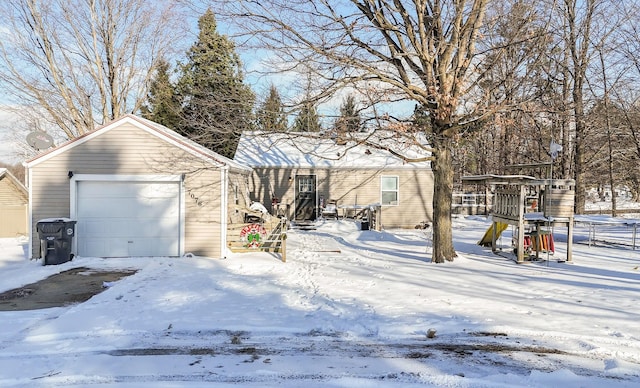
[321,199,339,219]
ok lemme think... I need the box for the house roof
[0,168,28,198]
[24,115,252,172]
[234,131,432,169]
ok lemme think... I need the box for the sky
[1,211,639,386]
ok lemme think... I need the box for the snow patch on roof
[234,131,432,169]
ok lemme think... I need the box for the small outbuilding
[234,131,433,228]
[25,115,252,259]
[0,168,28,237]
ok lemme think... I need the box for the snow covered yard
[0,216,639,387]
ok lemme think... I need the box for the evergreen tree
[140,60,181,129]
[292,102,322,132]
[177,9,255,158]
[256,85,288,132]
[334,94,362,132]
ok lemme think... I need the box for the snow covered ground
[585,197,640,212]
[0,215,639,387]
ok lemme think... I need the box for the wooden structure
[227,217,289,262]
[337,204,382,231]
[463,175,575,263]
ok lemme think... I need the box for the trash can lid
[37,218,75,223]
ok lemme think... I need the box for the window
[381,176,399,205]
[298,176,314,193]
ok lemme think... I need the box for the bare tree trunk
[431,137,456,263]
[561,43,573,180]
[597,50,617,216]
[564,0,601,215]
[573,91,587,214]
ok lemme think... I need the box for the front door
[294,175,317,221]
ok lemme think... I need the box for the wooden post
[566,220,573,262]
[517,220,525,263]
[516,185,527,263]
[485,185,491,216]
[491,221,497,253]
[281,233,287,262]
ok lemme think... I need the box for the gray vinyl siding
[0,176,28,237]
[29,122,232,258]
[248,167,433,228]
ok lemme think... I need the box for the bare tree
[588,21,632,215]
[614,1,640,202]
[213,1,546,263]
[618,102,640,201]
[465,1,555,177]
[557,0,612,213]
[0,0,186,139]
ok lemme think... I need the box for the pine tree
[292,102,322,132]
[256,85,288,132]
[177,9,255,158]
[334,94,362,133]
[140,60,181,129]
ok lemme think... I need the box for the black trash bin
[36,219,77,265]
[360,219,369,231]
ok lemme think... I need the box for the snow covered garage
[25,115,251,259]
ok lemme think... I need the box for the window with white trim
[381,176,399,205]
[298,176,314,193]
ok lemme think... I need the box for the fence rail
[451,193,490,215]
[227,218,288,262]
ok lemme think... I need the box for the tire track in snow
[3,330,635,386]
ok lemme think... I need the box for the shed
[0,168,28,237]
[234,131,433,228]
[25,115,252,259]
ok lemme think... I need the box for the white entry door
[76,180,181,257]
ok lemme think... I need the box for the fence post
[281,233,287,262]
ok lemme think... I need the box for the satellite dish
[26,131,54,150]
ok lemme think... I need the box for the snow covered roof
[234,131,432,169]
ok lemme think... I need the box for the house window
[299,176,314,193]
[381,176,399,205]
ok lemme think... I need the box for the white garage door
[76,181,181,257]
